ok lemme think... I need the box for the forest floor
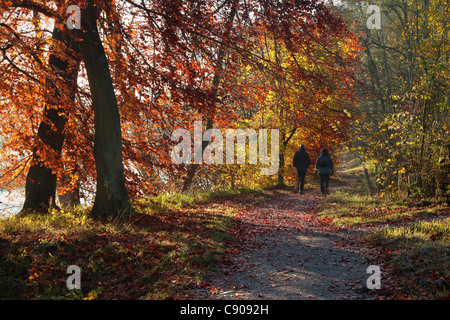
[0,158,448,300]
[182,179,375,300]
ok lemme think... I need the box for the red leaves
[0,0,362,202]
[189,190,372,299]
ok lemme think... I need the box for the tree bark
[278,151,285,186]
[21,26,80,213]
[77,0,135,218]
[363,163,374,197]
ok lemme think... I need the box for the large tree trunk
[77,0,134,218]
[21,26,80,213]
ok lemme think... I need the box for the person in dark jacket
[315,148,334,195]
[292,144,310,194]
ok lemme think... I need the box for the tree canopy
[1,0,445,217]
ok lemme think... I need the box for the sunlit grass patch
[318,172,450,299]
[318,182,383,227]
[377,218,450,244]
[137,187,263,213]
[370,218,450,298]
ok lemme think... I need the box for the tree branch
[9,0,60,20]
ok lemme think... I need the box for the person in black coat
[292,144,310,194]
[315,148,334,195]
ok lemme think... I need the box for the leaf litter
[185,187,376,300]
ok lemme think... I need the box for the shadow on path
[185,185,374,300]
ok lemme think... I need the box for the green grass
[318,173,450,299]
[318,175,382,227]
[375,218,449,247]
[0,187,263,299]
[138,187,264,213]
[371,218,450,299]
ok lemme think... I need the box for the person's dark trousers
[296,168,306,194]
[319,173,330,194]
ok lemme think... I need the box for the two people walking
[292,145,334,195]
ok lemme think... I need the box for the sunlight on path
[186,188,372,300]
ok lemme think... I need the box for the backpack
[318,157,327,168]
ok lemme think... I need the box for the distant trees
[340,0,449,197]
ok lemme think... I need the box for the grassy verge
[139,187,264,213]
[318,175,449,299]
[0,188,262,299]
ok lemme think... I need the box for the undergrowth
[319,171,449,299]
[0,187,262,299]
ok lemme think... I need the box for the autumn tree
[21,24,80,212]
[165,0,362,189]
[1,0,135,217]
[250,28,360,185]
[340,0,449,196]
[0,0,364,218]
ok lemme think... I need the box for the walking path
[188,185,374,300]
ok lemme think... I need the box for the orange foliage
[0,0,361,201]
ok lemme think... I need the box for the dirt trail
[188,184,374,300]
